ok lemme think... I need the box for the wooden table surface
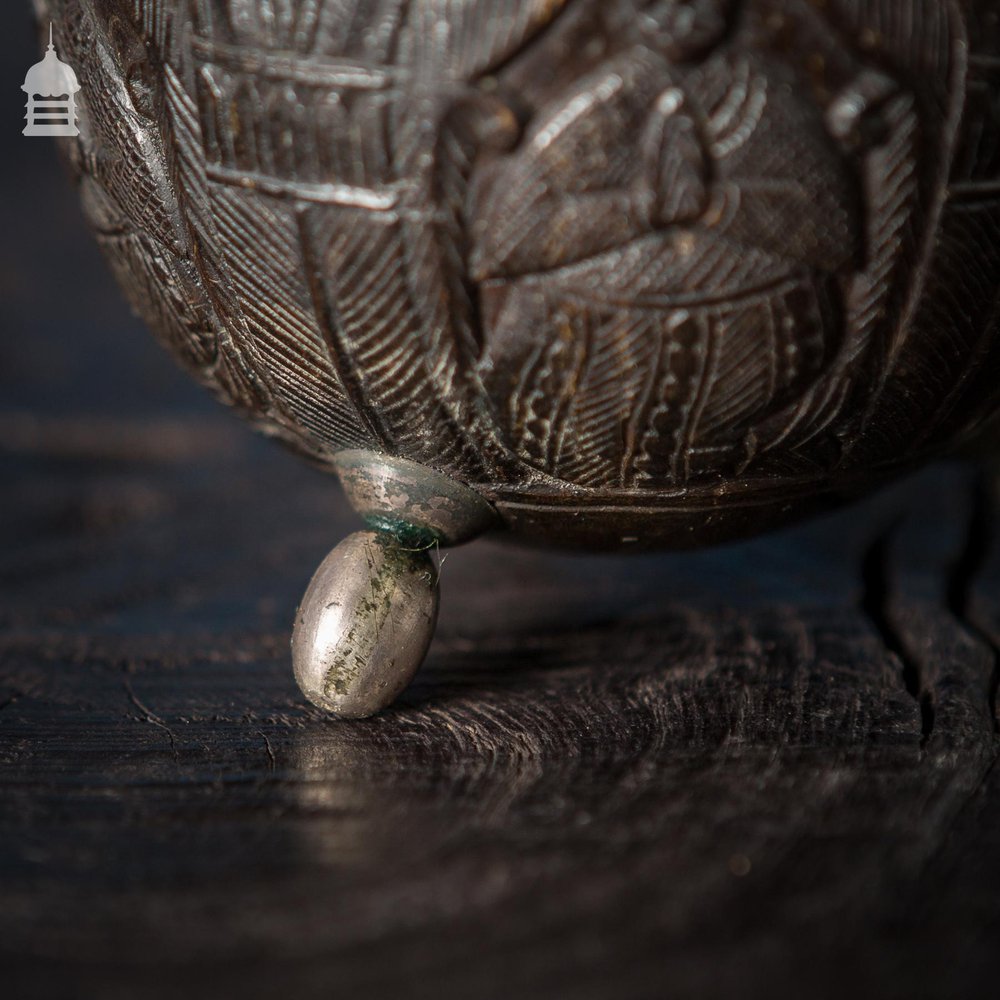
[2,16,999,1000]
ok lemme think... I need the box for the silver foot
[292,531,438,718]
[291,452,497,718]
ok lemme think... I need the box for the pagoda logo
[23,24,81,137]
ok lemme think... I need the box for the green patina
[362,514,440,551]
[321,538,435,701]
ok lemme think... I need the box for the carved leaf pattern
[44,0,1000,515]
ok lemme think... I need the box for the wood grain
[1,415,998,999]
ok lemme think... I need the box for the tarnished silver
[334,450,498,546]
[291,531,439,718]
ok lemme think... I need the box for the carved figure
[38,0,1000,715]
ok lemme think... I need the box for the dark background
[3,8,1000,1000]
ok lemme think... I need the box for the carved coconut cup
[45,0,1000,715]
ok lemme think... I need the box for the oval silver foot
[291,531,439,719]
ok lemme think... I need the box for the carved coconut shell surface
[42,0,1000,715]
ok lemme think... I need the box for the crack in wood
[946,471,1000,734]
[122,677,180,762]
[860,523,936,745]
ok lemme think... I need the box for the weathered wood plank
[1,424,997,999]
